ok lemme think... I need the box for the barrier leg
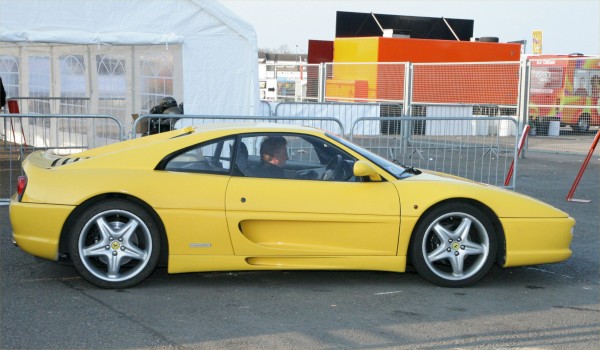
[504,124,530,187]
[7,99,27,146]
[566,130,600,202]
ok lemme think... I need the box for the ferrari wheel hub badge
[451,242,460,251]
[111,241,121,250]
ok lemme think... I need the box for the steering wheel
[321,155,343,181]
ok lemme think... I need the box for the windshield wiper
[397,164,422,177]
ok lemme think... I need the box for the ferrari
[9,123,574,288]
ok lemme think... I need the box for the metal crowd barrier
[0,114,123,203]
[4,97,90,115]
[273,101,403,137]
[259,100,274,116]
[130,114,346,138]
[350,116,520,188]
[1,112,520,204]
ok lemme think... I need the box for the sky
[220,0,600,55]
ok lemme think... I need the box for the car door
[225,133,400,256]
[152,136,236,256]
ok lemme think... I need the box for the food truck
[528,55,600,132]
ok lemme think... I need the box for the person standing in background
[0,76,6,110]
[591,75,600,97]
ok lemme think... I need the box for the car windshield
[326,133,415,179]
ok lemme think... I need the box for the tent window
[0,44,183,135]
[29,56,51,114]
[60,54,88,114]
[97,54,127,118]
[140,52,175,113]
[0,55,20,99]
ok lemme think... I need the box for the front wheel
[534,120,550,135]
[69,200,160,288]
[410,203,497,287]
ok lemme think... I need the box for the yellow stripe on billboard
[533,30,543,54]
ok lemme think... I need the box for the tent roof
[0,0,259,115]
[0,0,255,45]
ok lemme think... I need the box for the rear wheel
[69,199,160,288]
[410,203,497,287]
[571,115,590,132]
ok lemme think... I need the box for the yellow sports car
[9,123,574,288]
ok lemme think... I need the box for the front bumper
[502,216,575,267]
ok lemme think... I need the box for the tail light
[17,176,27,201]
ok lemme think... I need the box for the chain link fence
[525,56,600,154]
[260,58,600,156]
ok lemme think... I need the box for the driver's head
[260,136,288,168]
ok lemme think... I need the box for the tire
[571,116,590,133]
[410,203,497,287]
[479,37,499,42]
[69,199,160,288]
[535,120,550,136]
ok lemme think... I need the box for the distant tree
[276,44,292,53]
[258,45,297,54]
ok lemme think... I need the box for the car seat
[234,142,249,175]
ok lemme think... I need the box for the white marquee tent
[0,0,259,116]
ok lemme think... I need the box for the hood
[394,171,569,219]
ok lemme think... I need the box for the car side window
[163,137,235,174]
[236,133,358,181]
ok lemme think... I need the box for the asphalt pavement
[0,151,598,349]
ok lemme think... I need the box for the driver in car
[252,136,289,178]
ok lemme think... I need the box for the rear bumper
[9,197,75,261]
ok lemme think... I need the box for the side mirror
[353,160,382,182]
